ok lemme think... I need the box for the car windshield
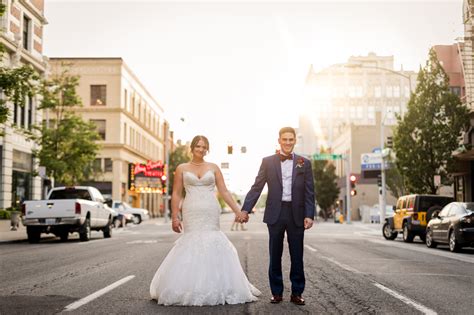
[122,202,132,209]
[464,203,474,212]
[49,189,92,201]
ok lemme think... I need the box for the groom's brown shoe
[270,295,283,304]
[290,295,305,305]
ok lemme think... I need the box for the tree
[392,48,470,194]
[27,67,101,186]
[0,3,39,125]
[168,145,191,194]
[385,155,409,199]
[312,159,340,221]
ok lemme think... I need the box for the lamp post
[344,63,413,223]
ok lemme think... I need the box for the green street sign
[313,153,343,160]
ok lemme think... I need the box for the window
[90,85,106,106]
[90,119,106,140]
[374,86,381,98]
[386,86,393,98]
[93,158,102,172]
[124,89,128,110]
[23,15,31,50]
[27,97,33,130]
[450,86,461,96]
[367,106,375,119]
[123,122,127,144]
[404,86,410,98]
[393,86,400,98]
[104,158,113,172]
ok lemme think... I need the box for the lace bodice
[181,170,221,233]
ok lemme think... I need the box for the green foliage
[0,4,40,125]
[27,67,101,186]
[385,155,409,199]
[312,158,340,220]
[168,145,191,194]
[0,209,11,220]
[392,49,470,194]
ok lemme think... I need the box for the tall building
[49,58,168,217]
[297,53,416,157]
[452,0,474,202]
[0,0,48,209]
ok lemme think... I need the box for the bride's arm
[214,165,242,218]
[171,165,184,233]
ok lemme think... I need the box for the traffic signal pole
[345,155,351,224]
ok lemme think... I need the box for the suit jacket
[242,153,316,227]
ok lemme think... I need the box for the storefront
[11,150,33,209]
[128,160,165,217]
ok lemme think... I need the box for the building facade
[49,58,168,217]
[0,0,48,209]
[453,0,474,202]
[298,53,416,157]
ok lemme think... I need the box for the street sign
[313,153,343,160]
[361,153,382,170]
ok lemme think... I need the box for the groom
[241,127,316,305]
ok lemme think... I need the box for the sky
[44,0,465,192]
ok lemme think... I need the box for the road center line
[304,244,318,252]
[64,275,135,311]
[373,282,437,315]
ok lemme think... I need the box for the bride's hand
[172,219,182,233]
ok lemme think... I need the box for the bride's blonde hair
[190,135,210,152]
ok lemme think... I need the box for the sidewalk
[0,219,27,242]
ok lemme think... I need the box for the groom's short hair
[279,127,296,138]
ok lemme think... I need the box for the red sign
[133,160,164,177]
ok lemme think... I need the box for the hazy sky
[45,0,464,192]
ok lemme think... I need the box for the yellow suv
[382,194,453,242]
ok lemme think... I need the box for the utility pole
[345,154,351,224]
[164,123,170,223]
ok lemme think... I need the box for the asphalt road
[1,213,473,314]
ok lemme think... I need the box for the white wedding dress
[150,170,261,306]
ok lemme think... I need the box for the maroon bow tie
[279,154,293,162]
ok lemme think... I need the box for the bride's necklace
[190,161,205,166]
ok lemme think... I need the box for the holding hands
[235,211,249,223]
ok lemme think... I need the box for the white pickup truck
[22,186,113,243]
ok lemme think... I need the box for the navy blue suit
[242,153,316,296]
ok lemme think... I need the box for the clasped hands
[236,211,249,223]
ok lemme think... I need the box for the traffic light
[386,136,393,148]
[350,174,357,196]
[377,174,382,187]
[161,174,167,194]
[227,145,233,154]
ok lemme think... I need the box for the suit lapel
[292,153,298,186]
[273,154,282,185]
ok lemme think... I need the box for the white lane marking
[320,255,362,274]
[317,254,437,314]
[368,239,474,264]
[126,240,158,244]
[64,275,135,311]
[373,282,437,315]
[304,245,318,252]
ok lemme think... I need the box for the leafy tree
[385,154,409,199]
[27,67,101,185]
[392,48,470,194]
[168,145,191,194]
[312,158,340,221]
[0,3,40,125]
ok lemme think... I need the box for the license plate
[412,220,420,225]
[46,218,56,225]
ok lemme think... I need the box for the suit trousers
[267,201,305,296]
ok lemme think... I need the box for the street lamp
[344,63,413,223]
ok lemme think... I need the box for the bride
[150,135,261,306]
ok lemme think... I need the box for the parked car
[382,194,453,242]
[425,202,474,252]
[369,204,395,224]
[111,201,150,224]
[22,186,113,243]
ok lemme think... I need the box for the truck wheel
[402,222,415,243]
[103,222,112,238]
[382,222,398,240]
[79,218,91,242]
[27,226,41,244]
[132,215,142,224]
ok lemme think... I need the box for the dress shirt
[281,153,293,202]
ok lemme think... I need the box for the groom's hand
[304,218,314,229]
[240,211,249,223]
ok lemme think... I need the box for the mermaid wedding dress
[150,169,261,306]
